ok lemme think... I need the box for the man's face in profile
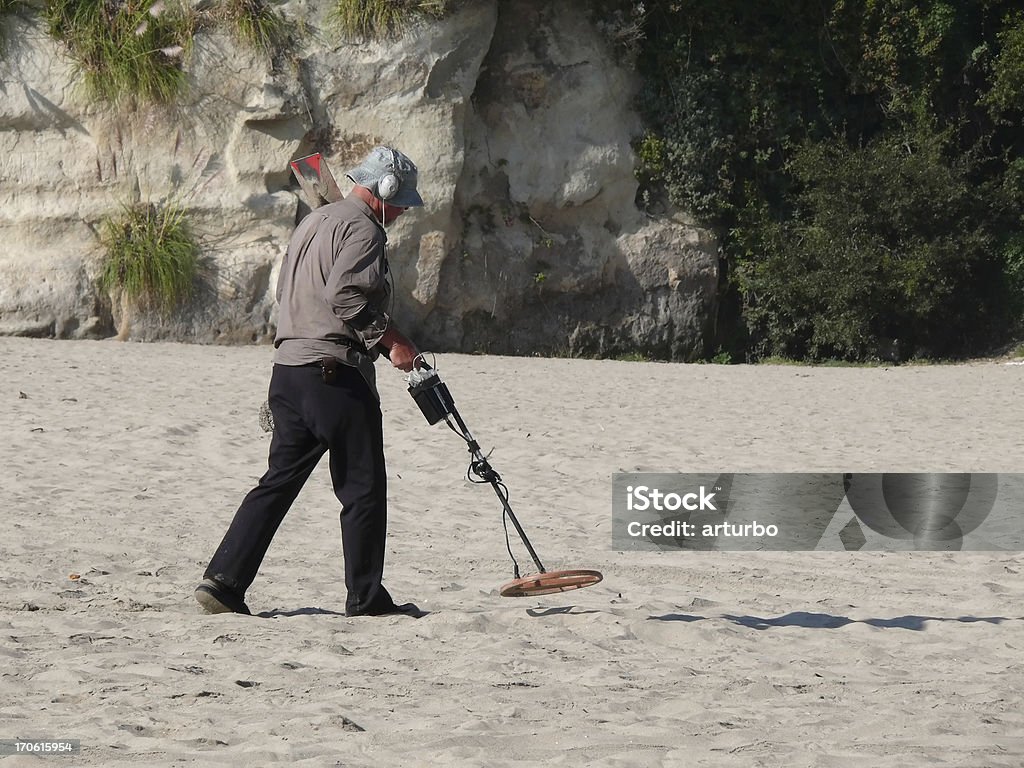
[382,202,408,226]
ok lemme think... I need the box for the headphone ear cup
[378,172,400,201]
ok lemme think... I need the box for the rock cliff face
[0,0,718,359]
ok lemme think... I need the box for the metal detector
[407,361,603,598]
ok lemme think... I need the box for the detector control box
[407,367,455,425]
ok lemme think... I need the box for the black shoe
[346,601,425,618]
[195,578,251,615]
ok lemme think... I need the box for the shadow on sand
[258,607,347,618]
[647,611,1021,631]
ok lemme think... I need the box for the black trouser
[204,362,393,615]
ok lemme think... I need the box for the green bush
[999,157,1024,321]
[330,0,455,40]
[737,134,1012,360]
[99,202,200,315]
[632,0,1024,361]
[635,0,858,223]
[45,0,194,106]
[985,13,1024,115]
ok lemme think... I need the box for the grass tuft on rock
[330,0,455,40]
[99,201,200,315]
[221,0,290,54]
[44,0,194,106]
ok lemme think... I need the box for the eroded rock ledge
[0,0,717,359]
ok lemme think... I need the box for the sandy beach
[1,336,1022,766]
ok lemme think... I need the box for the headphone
[377,148,402,201]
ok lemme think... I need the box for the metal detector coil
[409,360,603,598]
[499,569,603,598]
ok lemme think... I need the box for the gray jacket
[273,196,391,399]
